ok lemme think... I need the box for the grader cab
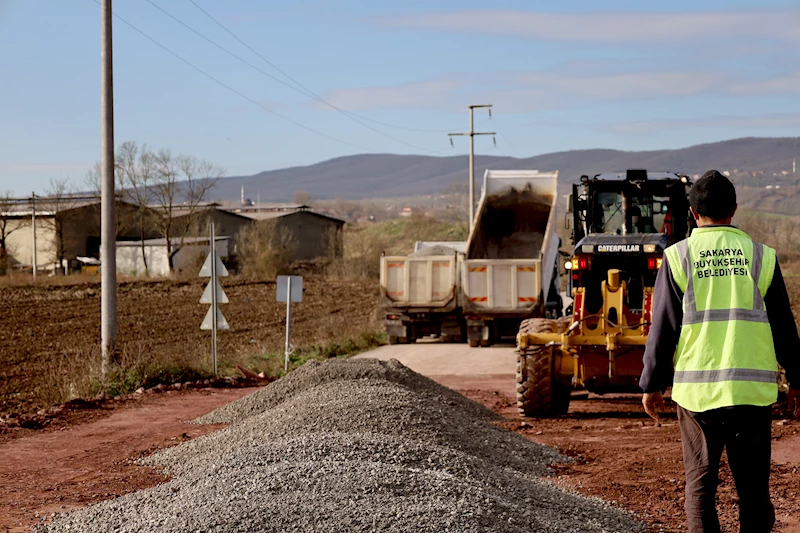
[516,170,693,416]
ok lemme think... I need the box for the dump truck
[516,169,693,416]
[462,170,562,347]
[380,242,466,344]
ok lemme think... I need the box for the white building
[116,236,230,277]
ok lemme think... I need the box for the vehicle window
[596,192,624,234]
[652,196,670,235]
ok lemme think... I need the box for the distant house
[3,198,156,274]
[170,206,253,245]
[236,208,344,260]
[116,236,230,277]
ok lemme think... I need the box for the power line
[185,0,450,136]
[144,0,446,155]
[93,0,374,152]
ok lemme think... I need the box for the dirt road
[358,343,800,533]
[1,342,797,532]
[0,387,256,533]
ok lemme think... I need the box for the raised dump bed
[462,170,560,346]
[380,242,465,344]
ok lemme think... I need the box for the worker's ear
[730,204,738,219]
[689,207,700,221]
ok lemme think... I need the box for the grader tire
[516,318,572,417]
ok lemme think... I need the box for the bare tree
[0,191,26,275]
[40,178,81,273]
[116,142,159,274]
[293,190,312,205]
[150,149,223,272]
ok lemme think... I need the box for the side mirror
[564,213,572,230]
[566,194,574,213]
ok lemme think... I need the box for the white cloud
[377,10,800,43]
[320,65,800,113]
[607,114,800,135]
[320,78,468,111]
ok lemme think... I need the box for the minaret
[241,186,245,205]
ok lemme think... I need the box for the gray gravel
[195,357,496,424]
[147,378,562,477]
[38,359,644,533]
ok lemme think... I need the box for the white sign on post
[200,278,230,305]
[277,275,303,302]
[200,223,229,375]
[277,275,303,373]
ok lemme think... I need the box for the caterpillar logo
[597,244,641,253]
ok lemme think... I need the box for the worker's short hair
[690,170,736,220]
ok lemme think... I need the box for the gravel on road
[38,358,643,533]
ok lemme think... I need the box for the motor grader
[516,169,693,416]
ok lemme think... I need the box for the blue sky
[2,0,800,194]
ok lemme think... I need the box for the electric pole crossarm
[447,104,495,231]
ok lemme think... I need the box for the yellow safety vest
[664,226,778,412]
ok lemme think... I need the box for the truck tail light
[572,257,589,270]
[387,314,400,320]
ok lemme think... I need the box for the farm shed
[3,199,157,274]
[237,209,344,260]
[170,206,253,246]
[116,236,230,277]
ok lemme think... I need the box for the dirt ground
[458,383,800,533]
[0,277,380,417]
[1,377,796,533]
[1,276,798,531]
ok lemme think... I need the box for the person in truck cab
[640,170,800,533]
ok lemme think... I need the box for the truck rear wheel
[516,318,572,417]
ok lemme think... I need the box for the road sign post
[277,275,303,373]
[200,222,229,375]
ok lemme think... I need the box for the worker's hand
[642,392,665,423]
[788,388,800,420]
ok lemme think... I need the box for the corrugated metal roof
[116,236,230,247]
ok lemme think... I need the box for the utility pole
[31,193,37,281]
[101,0,117,377]
[449,104,495,232]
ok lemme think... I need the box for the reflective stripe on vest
[665,228,779,411]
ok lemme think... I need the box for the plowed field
[0,277,381,417]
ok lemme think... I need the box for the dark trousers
[677,405,775,533]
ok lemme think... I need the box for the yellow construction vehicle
[516,170,692,416]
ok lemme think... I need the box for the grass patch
[37,330,387,409]
[229,330,387,379]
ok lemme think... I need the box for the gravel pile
[39,359,643,533]
[147,378,562,477]
[195,357,494,424]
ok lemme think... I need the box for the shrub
[235,220,298,279]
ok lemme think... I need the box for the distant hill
[213,137,800,203]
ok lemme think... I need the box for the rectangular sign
[277,275,303,302]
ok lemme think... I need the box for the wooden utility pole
[101,0,117,376]
[449,105,495,232]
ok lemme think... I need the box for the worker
[640,170,800,533]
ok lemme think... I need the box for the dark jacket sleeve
[765,261,800,390]
[640,255,683,393]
